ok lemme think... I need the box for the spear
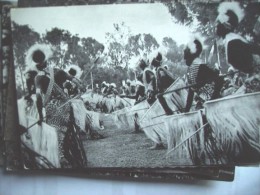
[157,84,197,97]
[129,107,150,112]
[149,105,193,119]
[157,69,239,98]
[166,122,209,156]
[24,93,82,131]
[81,57,100,82]
[121,97,132,106]
[215,39,222,74]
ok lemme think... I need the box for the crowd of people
[20,2,260,168]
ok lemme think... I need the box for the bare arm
[35,76,44,125]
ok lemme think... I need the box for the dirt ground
[83,128,170,168]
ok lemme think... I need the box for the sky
[11,3,193,46]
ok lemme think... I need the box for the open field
[84,128,169,168]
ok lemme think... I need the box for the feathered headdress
[186,33,206,54]
[135,58,148,70]
[101,81,108,87]
[65,64,83,79]
[148,48,166,65]
[228,66,236,73]
[25,44,53,71]
[110,83,116,88]
[217,2,245,28]
[164,65,169,70]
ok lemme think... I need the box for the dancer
[215,2,260,74]
[136,59,165,149]
[28,44,87,168]
[120,74,146,105]
[137,59,157,105]
[151,52,175,115]
[184,35,224,112]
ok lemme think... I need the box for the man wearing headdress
[101,81,109,95]
[151,53,175,93]
[64,65,84,97]
[184,35,224,112]
[137,59,157,105]
[215,2,260,74]
[151,52,175,115]
[122,79,131,96]
[106,83,118,96]
[135,59,165,149]
[94,83,101,94]
[129,81,136,96]
[120,74,146,105]
[28,44,87,168]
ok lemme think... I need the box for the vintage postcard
[1,0,236,182]
[9,1,260,172]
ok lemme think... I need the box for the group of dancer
[20,2,260,167]
[90,2,260,149]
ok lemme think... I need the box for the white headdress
[148,47,167,65]
[228,66,236,73]
[110,83,116,88]
[102,81,108,87]
[217,2,245,27]
[186,33,206,54]
[164,65,169,70]
[25,44,53,71]
[65,64,83,79]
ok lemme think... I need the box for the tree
[44,27,105,81]
[127,34,159,56]
[163,0,193,25]
[162,37,184,63]
[238,2,260,42]
[45,28,72,68]
[12,22,41,70]
[79,37,105,83]
[12,22,41,91]
[104,22,132,68]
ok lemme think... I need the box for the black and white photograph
[10,1,260,169]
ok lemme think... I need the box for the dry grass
[83,128,169,168]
